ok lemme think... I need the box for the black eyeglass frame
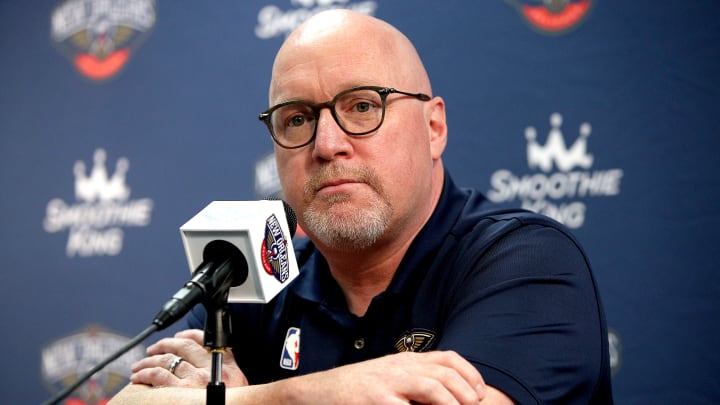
[258,86,432,149]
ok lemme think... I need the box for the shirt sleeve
[436,222,609,404]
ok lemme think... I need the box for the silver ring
[168,356,184,375]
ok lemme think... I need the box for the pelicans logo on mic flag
[261,213,291,283]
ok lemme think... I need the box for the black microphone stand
[202,291,233,405]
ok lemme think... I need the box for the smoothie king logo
[50,0,156,81]
[255,0,378,39]
[41,326,146,405]
[43,148,154,257]
[505,0,593,35]
[487,113,623,228]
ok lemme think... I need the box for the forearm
[108,381,293,405]
[112,351,497,404]
[108,384,204,405]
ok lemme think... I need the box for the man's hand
[129,329,248,388]
[280,350,490,405]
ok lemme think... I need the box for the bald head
[269,10,431,103]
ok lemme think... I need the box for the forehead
[270,30,403,103]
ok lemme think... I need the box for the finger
[435,351,486,402]
[437,366,479,404]
[130,365,177,387]
[130,359,210,389]
[146,336,210,368]
[429,351,485,393]
[223,346,238,365]
[410,360,479,404]
[397,351,483,404]
[146,336,201,356]
[219,347,249,386]
[174,328,205,345]
[131,353,180,373]
[402,375,460,405]
[476,380,487,400]
[168,355,186,376]
[441,351,486,400]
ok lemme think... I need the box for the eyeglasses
[258,86,431,149]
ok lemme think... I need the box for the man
[110,9,612,404]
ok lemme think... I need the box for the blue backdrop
[1,1,718,403]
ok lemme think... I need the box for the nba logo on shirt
[280,327,301,370]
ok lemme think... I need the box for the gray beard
[302,164,392,251]
[303,195,392,251]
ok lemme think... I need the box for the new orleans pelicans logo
[394,329,436,353]
[41,326,146,405]
[261,213,291,283]
[50,0,157,81]
[505,0,593,35]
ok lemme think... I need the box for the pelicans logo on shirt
[394,329,436,353]
[505,0,593,35]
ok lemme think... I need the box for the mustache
[304,164,382,197]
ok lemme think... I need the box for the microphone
[152,199,299,330]
[42,200,299,405]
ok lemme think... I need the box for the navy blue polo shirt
[188,172,613,404]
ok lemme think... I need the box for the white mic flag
[179,200,299,304]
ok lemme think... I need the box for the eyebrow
[271,82,378,104]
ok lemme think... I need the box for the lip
[316,178,362,194]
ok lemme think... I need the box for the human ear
[427,97,447,160]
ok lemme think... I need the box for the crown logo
[73,148,130,202]
[525,112,593,172]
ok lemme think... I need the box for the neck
[317,166,445,316]
[323,238,411,316]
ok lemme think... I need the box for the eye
[352,101,372,113]
[287,114,308,128]
[341,97,380,115]
[336,89,382,116]
[275,104,314,129]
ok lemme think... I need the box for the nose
[311,108,353,161]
